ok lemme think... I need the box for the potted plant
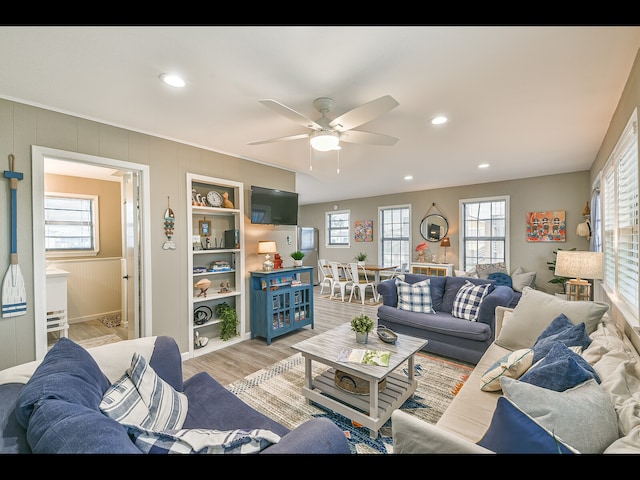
[354,252,368,266]
[215,302,239,341]
[290,250,305,267]
[546,247,576,294]
[350,313,374,344]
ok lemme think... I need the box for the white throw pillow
[510,266,537,292]
[475,262,508,279]
[100,352,188,431]
[480,348,535,392]
[495,287,609,350]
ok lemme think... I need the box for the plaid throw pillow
[396,279,435,314]
[452,280,491,321]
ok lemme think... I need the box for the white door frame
[31,146,152,359]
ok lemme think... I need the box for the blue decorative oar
[2,154,26,317]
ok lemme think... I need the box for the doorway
[31,146,153,360]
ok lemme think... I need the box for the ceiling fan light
[310,130,339,151]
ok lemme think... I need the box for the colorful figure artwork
[526,211,566,242]
[354,220,373,242]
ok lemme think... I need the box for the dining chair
[329,261,353,302]
[389,263,409,280]
[318,259,334,295]
[347,262,379,304]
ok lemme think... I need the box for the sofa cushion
[396,279,435,314]
[477,396,575,453]
[487,272,512,288]
[15,337,110,428]
[100,352,188,431]
[501,377,619,453]
[511,266,537,292]
[441,276,493,314]
[495,287,609,350]
[530,313,592,363]
[26,398,141,454]
[452,281,491,321]
[480,348,534,392]
[475,262,508,279]
[126,425,280,454]
[519,342,600,392]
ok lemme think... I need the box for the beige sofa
[392,287,640,454]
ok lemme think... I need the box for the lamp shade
[440,237,451,247]
[310,130,339,151]
[554,250,603,280]
[257,240,277,254]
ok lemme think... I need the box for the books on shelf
[336,348,390,367]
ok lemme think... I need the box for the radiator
[47,258,122,324]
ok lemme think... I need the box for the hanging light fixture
[310,130,339,151]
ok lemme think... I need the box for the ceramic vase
[293,259,303,267]
[356,332,368,344]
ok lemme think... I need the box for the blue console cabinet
[250,267,314,345]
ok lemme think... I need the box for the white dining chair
[329,261,353,302]
[389,263,409,281]
[347,262,379,304]
[318,259,334,295]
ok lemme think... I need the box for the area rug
[227,352,473,454]
[75,334,121,349]
[99,314,122,328]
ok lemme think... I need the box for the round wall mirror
[420,214,449,242]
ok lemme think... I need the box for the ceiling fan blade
[259,99,323,130]
[248,133,310,146]
[329,95,399,131]
[339,130,399,146]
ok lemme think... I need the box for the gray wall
[0,99,296,369]
[299,170,591,293]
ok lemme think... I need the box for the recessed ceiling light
[404,175,413,181]
[431,116,448,125]
[160,73,186,88]
[478,163,490,169]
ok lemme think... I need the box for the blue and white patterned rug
[227,352,473,454]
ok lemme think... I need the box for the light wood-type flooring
[61,286,380,386]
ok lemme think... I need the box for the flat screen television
[250,185,299,226]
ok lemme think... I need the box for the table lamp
[440,237,451,263]
[554,250,603,301]
[258,240,277,271]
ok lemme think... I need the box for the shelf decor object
[554,250,603,301]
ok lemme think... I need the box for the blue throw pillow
[531,313,592,363]
[477,396,575,454]
[488,272,513,288]
[15,337,110,428]
[519,342,600,392]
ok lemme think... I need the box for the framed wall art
[526,211,566,242]
[199,219,211,236]
[354,220,373,242]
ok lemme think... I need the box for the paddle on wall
[2,154,26,317]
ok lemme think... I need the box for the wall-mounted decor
[354,220,373,242]
[526,211,566,242]
[199,219,211,236]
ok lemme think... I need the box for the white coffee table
[291,322,428,438]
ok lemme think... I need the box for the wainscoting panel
[47,258,122,324]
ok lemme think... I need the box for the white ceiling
[2,26,640,204]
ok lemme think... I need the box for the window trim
[325,209,350,248]
[44,192,100,258]
[459,195,510,272]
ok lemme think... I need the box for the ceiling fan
[248,95,399,151]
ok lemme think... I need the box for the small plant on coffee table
[215,302,239,341]
[350,313,374,334]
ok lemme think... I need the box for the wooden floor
[58,286,381,386]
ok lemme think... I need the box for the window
[45,193,100,257]
[326,210,350,247]
[460,196,509,271]
[379,205,411,267]
[601,108,638,323]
